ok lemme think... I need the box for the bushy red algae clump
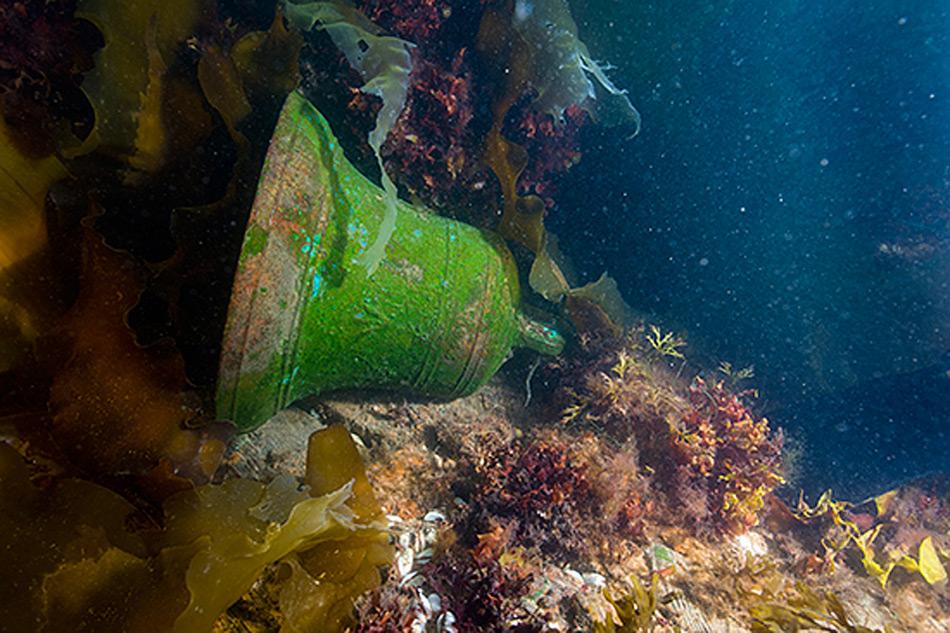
[296,0,598,223]
[382,50,479,210]
[506,103,588,208]
[425,526,540,633]
[544,330,785,536]
[472,437,595,559]
[672,377,785,534]
[355,0,451,43]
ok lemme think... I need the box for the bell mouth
[217,92,333,430]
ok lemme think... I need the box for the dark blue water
[554,1,950,499]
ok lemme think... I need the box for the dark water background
[553,1,950,499]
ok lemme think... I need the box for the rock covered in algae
[0,425,392,633]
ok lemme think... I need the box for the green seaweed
[646,324,686,359]
[285,0,414,274]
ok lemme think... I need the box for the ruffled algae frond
[0,425,391,632]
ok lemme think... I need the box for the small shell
[396,548,415,578]
[423,509,447,523]
[564,567,585,585]
[437,611,457,633]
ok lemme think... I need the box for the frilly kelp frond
[0,426,391,632]
[75,0,213,162]
[509,0,640,134]
[286,0,415,274]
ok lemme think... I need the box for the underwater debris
[286,0,415,274]
[7,3,948,632]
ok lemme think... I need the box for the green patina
[243,224,269,259]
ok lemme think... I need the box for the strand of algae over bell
[285,0,414,274]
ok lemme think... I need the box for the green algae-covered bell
[216,92,563,431]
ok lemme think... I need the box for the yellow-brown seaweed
[0,423,391,633]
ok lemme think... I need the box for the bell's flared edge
[216,91,564,432]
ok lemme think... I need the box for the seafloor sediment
[225,366,949,632]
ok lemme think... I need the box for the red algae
[507,103,589,208]
[382,50,479,211]
[672,377,785,535]
[471,436,595,559]
[355,0,451,43]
